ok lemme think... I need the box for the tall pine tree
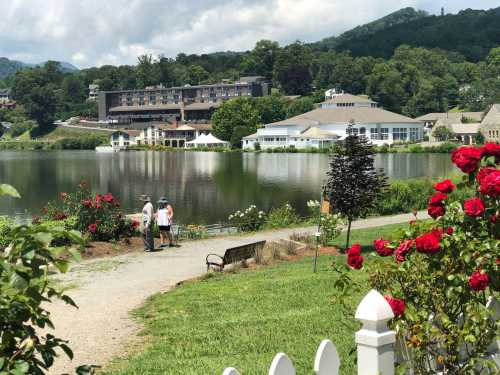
[324,121,388,250]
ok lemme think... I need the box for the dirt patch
[80,237,143,259]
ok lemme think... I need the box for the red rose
[373,238,393,256]
[482,142,500,159]
[478,169,500,197]
[434,179,456,193]
[464,197,485,217]
[103,193,114,203]
[468,270,489,291]
[446,226,454,235]
[451,146,482,173]
[347,243,363,269]
[429,192,448,205]
[347,243,361,257]
[476,167,497,183]
[347,254,364,269]
[131,220,140,229]
[431,228,444,239]
[395,240,414,263]
[384,296,405,317]
[60,192,68,199]
[428,204,445,219]
[415,232,441,254]
[82,199,93,208]
[491,214,498,223]
[88,223,97,233]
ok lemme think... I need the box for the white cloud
[0,0,498,68]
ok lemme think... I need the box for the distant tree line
[1,40,499,135]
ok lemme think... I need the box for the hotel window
[409,128,419,141]
[370,128,379,140]
[149,96,156,105]
[359,127,366,135]
[393,128,407,141]
[350,128,359,136]
[380,128,389,140]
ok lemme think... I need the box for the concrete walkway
[47,211,427,374]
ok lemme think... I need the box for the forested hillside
[311,7,429,51]
[0,57,78,80]
[333,7,500,61]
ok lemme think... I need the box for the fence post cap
[355,289,394,322]
[222,368,240,375]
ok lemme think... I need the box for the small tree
[432,126,453,141]
[475,130,485,145]
[324,122,387,250]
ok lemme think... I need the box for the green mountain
[332,7,500,61]
[311,7,429,51]
[0,58,79,80]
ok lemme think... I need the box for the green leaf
[0,184,21,198]
[54,259,69,273]
[34,232,53,247]
[68,247,81,262]
[9,272,28,290]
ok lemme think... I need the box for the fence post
[355,290,396,375]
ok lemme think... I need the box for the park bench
[205,240,266,271]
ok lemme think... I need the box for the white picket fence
[222,289,397,375]
[221,289,500,375]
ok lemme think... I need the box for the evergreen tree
[324,122,387,250]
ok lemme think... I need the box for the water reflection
[0,151,454,223]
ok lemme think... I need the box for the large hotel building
[98,76,270,123]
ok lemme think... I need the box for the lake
[0,151,455,224]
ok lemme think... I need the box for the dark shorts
[159,225,171,232]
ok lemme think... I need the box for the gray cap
[139,194,151,202]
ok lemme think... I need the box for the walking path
[47,211,427,374]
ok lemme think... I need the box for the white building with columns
[243,94,424,150]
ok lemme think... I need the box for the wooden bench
[206,240,266,271]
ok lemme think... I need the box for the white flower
[240,213,244,218]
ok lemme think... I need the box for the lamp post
[313,191,322,273]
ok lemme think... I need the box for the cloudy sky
[1,0,498,68]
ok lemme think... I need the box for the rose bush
[333,144,499,374]
[41,182,137,241]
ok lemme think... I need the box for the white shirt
[141,202,154,228]
[157,208,170,226]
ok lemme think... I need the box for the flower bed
[40,182,138,241]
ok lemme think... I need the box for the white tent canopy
[185,133,229,148]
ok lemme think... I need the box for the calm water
[0,151,455,223]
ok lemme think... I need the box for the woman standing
[156,198,170,247]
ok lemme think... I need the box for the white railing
[222,289,396,375]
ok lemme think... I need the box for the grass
[331,222,408,252]
[104,223,403,375]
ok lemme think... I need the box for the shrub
[266,203,300,228]
[228,205,266,232]
[9,121,34,137]
[182,224,208,240]
[51,134,107,150]
[319,213,344,246]
[41,183,136,241]
[0,184,84,374]
[0,216,14,249]
[333,143,499,373]
[253,142,261,151]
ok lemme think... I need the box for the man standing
[140,195,154,252]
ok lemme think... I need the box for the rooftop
[269,107,421,126]
[481,104,500,126]
[415,111,484,122]
[321,93,376,105]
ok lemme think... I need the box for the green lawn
[104,224,404,375]
[331,222,407,252]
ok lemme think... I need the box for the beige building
[427,104,500,144]
[480,104,500,142]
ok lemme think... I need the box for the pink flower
[103,193,114,203]
[60,192,68,200]
[88,223,97,233]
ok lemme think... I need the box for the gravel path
[47,211,427,374]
